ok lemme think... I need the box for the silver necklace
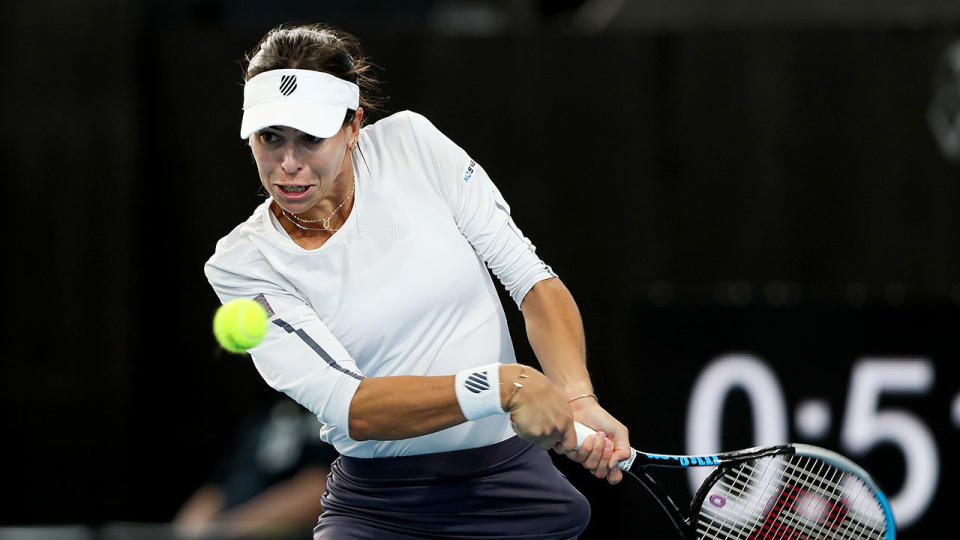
[280,178,355,231]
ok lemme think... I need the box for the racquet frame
[573,423,895,539]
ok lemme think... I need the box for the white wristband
[454,363,503,421]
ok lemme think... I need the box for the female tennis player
[205,24,630,539]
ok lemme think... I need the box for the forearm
[348,375,467,440]
[348,364,540,441]
[521,279,632,484]
[520,277,593,396]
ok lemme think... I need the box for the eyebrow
[261,126,317,136]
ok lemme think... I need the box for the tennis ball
[213,299,268,353]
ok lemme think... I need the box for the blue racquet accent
[573,422,895,539]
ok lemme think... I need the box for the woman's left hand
[557,399,630,485]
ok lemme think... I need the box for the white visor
[240,69,360,139]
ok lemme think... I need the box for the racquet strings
[694,454,889,539]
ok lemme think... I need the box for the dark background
[2,0,958,538]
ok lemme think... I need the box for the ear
[350,107,364,143]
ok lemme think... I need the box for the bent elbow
[348,416,372,441]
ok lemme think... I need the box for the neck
[275,154,357,234]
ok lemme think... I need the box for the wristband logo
[280,74,298,96]
[464,370,490,393]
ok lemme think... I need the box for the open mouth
[277,184,313,197]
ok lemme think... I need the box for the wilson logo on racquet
[709,494,726,508]
[647,453,721,466]
[279,74,298,96]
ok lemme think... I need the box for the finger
[554,439,577,456]
[606,466,623,485]
[611,426,630,454]
[611,448,631,463]
[577,432,602,465]
[543,427,566,452]
[583,432,605,471]
[574,433,596,463]
[604,448,628,483]
[593,437,614,478]
[555,422,579,454]
[591,437,613,478]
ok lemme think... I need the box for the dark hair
[244,24,385,125]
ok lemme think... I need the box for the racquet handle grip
[573,421,598,448]
[573,421,637,472]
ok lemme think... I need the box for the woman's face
[248,114,359,215]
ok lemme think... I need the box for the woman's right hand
[499,364,577,451]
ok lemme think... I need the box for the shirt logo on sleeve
[462,159,476,183]
[253,293,275,317]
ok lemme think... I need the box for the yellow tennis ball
[213,299,268,353]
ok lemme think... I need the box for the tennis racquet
[574,423,895,539]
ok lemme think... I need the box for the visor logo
[279,74,298,96]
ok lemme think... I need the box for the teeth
[282,185,308,193]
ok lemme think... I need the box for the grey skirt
[314,436,591,539]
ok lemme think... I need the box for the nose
[280,145,302,176]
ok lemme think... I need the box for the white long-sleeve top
[205,111,556,458]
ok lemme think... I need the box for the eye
[259,131,281,144]
[302,134,324,145]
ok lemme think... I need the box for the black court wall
[2,6,958,539]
